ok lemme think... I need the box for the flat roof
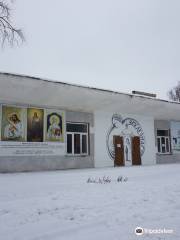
[0,72,180,121]
[0,71,178,104]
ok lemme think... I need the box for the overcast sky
[0,0,180,99]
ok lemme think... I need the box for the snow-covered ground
[0,164,180,240]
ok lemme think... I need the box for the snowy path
[0,164,180,240]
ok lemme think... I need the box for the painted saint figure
[125,138,131,161]
[27,109,44,142]
[31,112,41,140]
[47,114,62,140]
[121,123,133,164]
[4,113,23,140]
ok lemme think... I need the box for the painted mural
[106,114,145,161]
[27,108,44,142]
[1,106,26,141]
[45,110,64,142]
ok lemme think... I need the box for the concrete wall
[0,109,94,173]
[154,120,180,164]
[156,154,180,164]
[94,111,156,168]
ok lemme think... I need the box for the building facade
[0,72,180,172]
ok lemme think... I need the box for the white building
[0,72,180,172]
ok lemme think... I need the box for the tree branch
[0,1,24,47]
[168,81,180,102]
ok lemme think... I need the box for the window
[157,129,170,154]
[66,123,89,155]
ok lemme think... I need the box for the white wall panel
[94,111,156,167]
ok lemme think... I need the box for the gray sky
[0,0,180,99]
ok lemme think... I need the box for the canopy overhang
[0,72,180,121]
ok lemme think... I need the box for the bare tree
[0,1,24,46]
[168,81,180,102]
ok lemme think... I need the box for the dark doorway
[113,136,124,166]
[132,136,141,165]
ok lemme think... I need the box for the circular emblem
[106,114,145,160]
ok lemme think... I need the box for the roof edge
[0,71,180,106]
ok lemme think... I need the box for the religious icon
[27,108,44,142]
[45,110,64,142]
[1,106,26,141]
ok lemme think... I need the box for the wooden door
[113,136,124,166]
[132,136,141,165]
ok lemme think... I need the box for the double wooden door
[113,136,141,166]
